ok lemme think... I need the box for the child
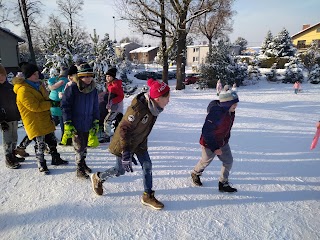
[231,83,237,92]
[0,64,23,169]
[90,78,170,210]
[102,67,124,142]
[293,81,301,94]
[191,90,239,193]
[216,79,222,96]
[13,63,68,174]
[61,63,99,179]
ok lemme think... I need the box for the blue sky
[8,0,320,47]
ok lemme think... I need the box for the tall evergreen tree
[260,30,273,56]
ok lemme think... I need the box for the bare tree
[17,0,42,64]
[56,0,84,39]
[192,0,234,52]
[0,0,16,26]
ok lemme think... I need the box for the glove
[1,122,9,131]
[51,100,60,107]
[0,108,6,122]
[90,119,100,135]
[64,121,76,138]
[121,151,133,172]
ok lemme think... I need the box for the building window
[316,28,320,33]
[193,57,199,62]
[193,48,199,52]
[312,39,320,47]
[297,40,306,49]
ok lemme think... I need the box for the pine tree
[273,28,296,57]
[283,57,304,83]
[309,64,320,84]
[260,30,273,56]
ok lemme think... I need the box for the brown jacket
[109,93,157,156]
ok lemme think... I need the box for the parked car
[134,71,161,80]
[184,74,200,85]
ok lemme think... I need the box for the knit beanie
[147,78,170,99]
[67,65,78,76]
[22,63,39,79]
[106,67,117,78]
[219,90,239,107]
[0,64,7,76]
[77,63,94,78]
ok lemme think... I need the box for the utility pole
[112,16,116,43]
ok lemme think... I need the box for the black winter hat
[67,65,78,76]
[77,63,94,78]
[106,67,117,78]
[22,63,39,79]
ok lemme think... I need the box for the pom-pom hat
[147,78,170,99]
[219,90,239,107]
[67,65,78,76]
[22,63,39,79]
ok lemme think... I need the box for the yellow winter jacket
[12,77,55,140]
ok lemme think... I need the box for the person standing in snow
[216,79,222,96]
[61,63,99,179]
[90,78,170,210]
[13,63,68,174]
[102,67,124,143]
[191,90,239,193]
[293,81,301,94]
[231,83,237,92]
[48,66,69,144]
[0,64,24,169]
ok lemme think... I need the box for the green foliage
[259,57,289,68]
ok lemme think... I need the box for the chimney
[302,24,310,30]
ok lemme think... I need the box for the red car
[184,74,200,85]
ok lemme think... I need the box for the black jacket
[0,81,20,122]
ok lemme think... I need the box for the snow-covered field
[1,78,319,240]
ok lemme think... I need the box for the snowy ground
[1,78,320,240]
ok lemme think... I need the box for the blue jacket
[200,100,235,152]
[48,76,68,116]
[61,81,99,132]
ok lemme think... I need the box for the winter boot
[51,152,69,165]
[191,172,202,186]
[38,161,50,174]
[141,191,164,210]
[15,146,30,157]
[90,172,103,195]
[12,150,25,162]
[83,161,92,173]
[76,164,89,179]
[5,154,21,169]
[219,181,237,193]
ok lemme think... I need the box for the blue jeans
[100,151,153,193]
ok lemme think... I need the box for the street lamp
[112,16,117,43]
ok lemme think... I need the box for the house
[115,42,142,61]
[291,23,320,52]
[0,27,25,74]
[129,46,159,64]
[186,44,240,72]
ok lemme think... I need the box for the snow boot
[15,146,30,157]
[219,181,237,193]
[5,154,21,169]
[141,191,164,210]
[51,152,69,165]
[83,161,92,173]
[76,163,89,179]
[90,172,103,195]
[191,172,202,186]
[38,161,50,174]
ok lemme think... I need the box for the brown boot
[15,147,30,157]
[141,191,164,210]
[5,154,21,169]
[90,172,103,195]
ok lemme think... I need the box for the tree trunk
[176,31,187,90]
[160,0,168,84]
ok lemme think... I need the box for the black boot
[219,181,237,193]
[13,150,25,162]
[83,161,92,173]
[51,152,69,165]
[5,154,21,169]
[76,162,89,179]
[38,161,50,174]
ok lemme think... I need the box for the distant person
[102,67,124,143]
[0,64,23,169]
[90,78,170,210]
[216,80,222,96]
[231,83,237,92]
[13,63,68,174]
[317,121,320,129]
[191,90,239,193]
[61,63,99,179]
[293,81,301,94]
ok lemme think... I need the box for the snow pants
[1,121,18,155]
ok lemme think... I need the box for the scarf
[144,93,163,117]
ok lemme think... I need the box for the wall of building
[0,30,19,68]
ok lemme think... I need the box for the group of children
[1,63,240,210]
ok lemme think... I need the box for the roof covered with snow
[129,46,158,53]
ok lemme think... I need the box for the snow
[1,78,320,239]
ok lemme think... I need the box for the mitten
[90,119,100,135]
[121,151,133,172]
[63,121,76,138]
[51,100,60,107]
[0,108,6,122]
[1,122,9,131]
